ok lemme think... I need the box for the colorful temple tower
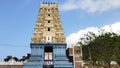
[23,2,73,68]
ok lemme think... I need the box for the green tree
[13,57,19,61]
[4,56,12,61]
[80,32,120,68]
[19,53,31,61]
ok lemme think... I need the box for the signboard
[44,61,53,65]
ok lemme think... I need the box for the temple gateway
[23,2,74,68]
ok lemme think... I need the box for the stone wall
[0,65,22,68]
[0,59,24,68]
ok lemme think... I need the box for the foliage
[4,56,12,61]
[4,53,31,62]
[13,57,19,61]
[79,31,120,67]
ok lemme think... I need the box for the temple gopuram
[23,1,74,68]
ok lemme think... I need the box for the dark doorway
[45,46,53,52]
[44,46,53,68]
[44,46,53,60]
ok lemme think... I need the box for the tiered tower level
[31,3,66,43]
[23,2,73,68]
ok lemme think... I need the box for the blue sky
[0,0,120,59]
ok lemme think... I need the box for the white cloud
[66,22,120,47]
[102,22,120,33]
[60,0,120,13]
[60,0,79,11]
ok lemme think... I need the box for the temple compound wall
[67,44,83,68]
[0,59,24,68]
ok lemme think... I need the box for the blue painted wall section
[23,43,73,68]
